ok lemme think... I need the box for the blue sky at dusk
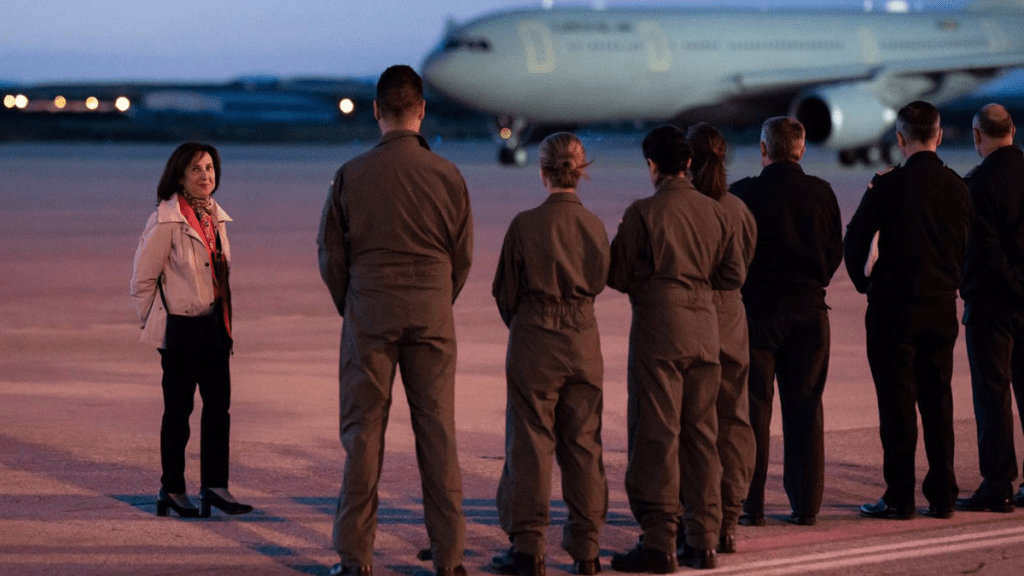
[2,1,982,84]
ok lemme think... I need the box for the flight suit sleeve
[317,168,349,316]
[711,222,746,292]
[844,176,885,294]
[492,219,522,328]
[450,179,474,302]
[607,205,646,294]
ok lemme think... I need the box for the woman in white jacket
[130,142,252,518]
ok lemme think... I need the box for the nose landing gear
[496,115,531,167]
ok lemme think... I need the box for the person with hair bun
[491,132,610,576]
[608,125,745,572]
[684,123,757,556]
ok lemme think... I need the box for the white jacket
[130,194,232,348]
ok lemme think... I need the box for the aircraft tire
[838,149,858,166]
[498,146,529,167]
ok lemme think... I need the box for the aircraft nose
[421,47,459,99]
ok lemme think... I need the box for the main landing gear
[838,140,900,167]
[496,115,530,167]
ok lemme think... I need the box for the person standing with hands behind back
[957,104,1024,513]
[684,123,757,555]
[318,65,472,576]
[730,117,842,528]
[491,133,610,576]
[130,142,253,519]
[608,126,745,572]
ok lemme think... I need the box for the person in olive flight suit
[608,125,745,572]
[490,132,610,576]
[683,123,757,556]
[730,117,843,528]
[956,103,1024,513]
[845,101,972,521]
[317,65,473,576]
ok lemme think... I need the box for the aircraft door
[637,21,672,72]
[518,21,556,73]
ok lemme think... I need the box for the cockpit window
[445,37,491,51]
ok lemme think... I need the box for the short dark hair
[686,122,728,201]
[157,142,221,202]
[896,101,940,144]
[642,125,691,177]
[376,65,424,119]
[974,103,1015,139]
[761,117,805,163]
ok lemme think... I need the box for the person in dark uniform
[730,117,843,527]
[682,123,757,556]
[490,132,610,576]
[956,103,1024,513]
[845,101,972,521]
[317,65,473,576]
[608,125,745,572]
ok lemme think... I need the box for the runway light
[54,95,67,109]
[15,94,29,109]
[500,127,513,140]
[339,98,354,114]
[3,95,15,109]
[115,96,131,112]
[85,96,99,110]
[885,0,910,12]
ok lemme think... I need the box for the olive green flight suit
[608,177,745,553]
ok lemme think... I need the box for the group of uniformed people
[316,65,1024,576]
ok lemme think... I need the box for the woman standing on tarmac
[130,142,252,519]
[490,132,611,576]
[683,123,758,557]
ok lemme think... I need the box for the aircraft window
[445,37,492,51]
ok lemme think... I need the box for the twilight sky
[0,0,981,84]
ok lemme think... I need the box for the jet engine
[791,84,897,161]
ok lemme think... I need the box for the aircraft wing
[881,52,1024,76]
[732,64,880,94]
[732,52,1024,96]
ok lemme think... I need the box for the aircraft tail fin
[969,0,1024,11]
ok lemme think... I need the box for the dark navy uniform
[961,145,1024,501]
[492,192,610,563]
[608,176,745,553]
[731,161,842,520]
[845,150,972,512]
[318,129,473,569]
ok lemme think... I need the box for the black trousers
[965,300,1024,497]
[159,347,231,494]
[744,308,830,517]
[865,298,959,510]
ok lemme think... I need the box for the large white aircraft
[421,0,1024,165]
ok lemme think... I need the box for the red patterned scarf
[178,195,232,340]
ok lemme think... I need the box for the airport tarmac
[2,139,1023,575]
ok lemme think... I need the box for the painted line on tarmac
[713,526,1024,574]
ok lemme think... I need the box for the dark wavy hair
[642,125,691,179]
[761,117,805,163]
[686,123,728,201]
[156,142,221,203]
